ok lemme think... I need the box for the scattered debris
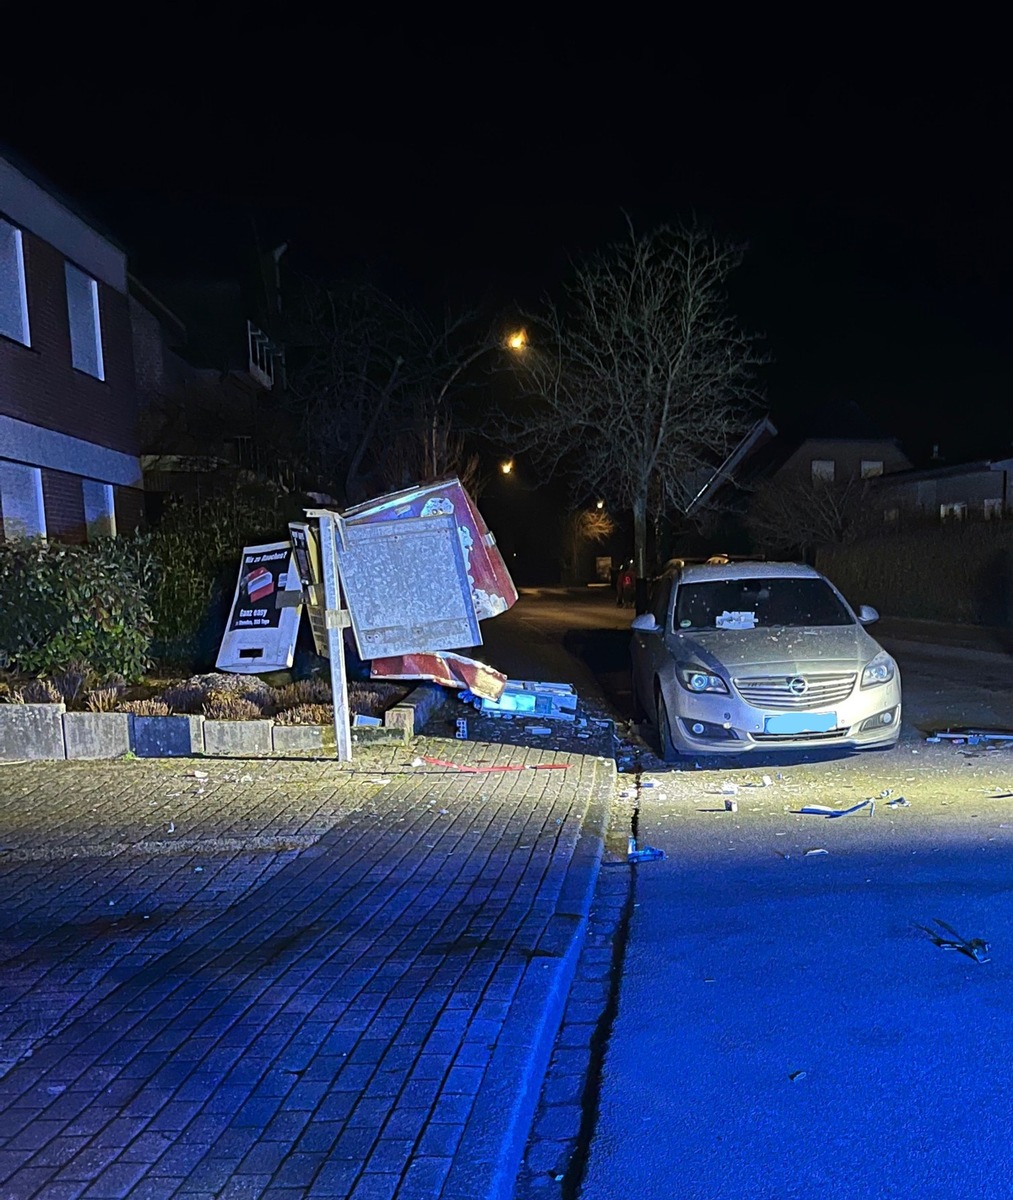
[166,821,175,834]
[353,713,382,727]
[803,847,828,856]
[186,770,209,780]
[886,796,911,808]
[364,777,391,786]
[627,836,665,863]
[917,919,991,963]
[720,782,739,795]
[455,717,468,740]
[798,798,876,819]
[928,728,1013,744]
[789,1070,807,1083]
[524,725,553,736]
[724,799,738,813]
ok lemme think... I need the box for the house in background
[1,153,144,542]
[874,457,1013,527]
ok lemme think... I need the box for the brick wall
[0,231,140,457]
[114,485,145,535]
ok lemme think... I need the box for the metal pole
[316,511,353,762]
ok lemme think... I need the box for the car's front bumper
[663,677,903,755]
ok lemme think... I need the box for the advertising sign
[215,541,301,673]
[289,521,329,657]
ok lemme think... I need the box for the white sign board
[215,541,301,673]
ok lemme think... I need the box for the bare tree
[502,222,765,609]
[747,474,874,558]
[287,281,499,504]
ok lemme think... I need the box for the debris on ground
[724,799,737,813]
[720,782,739,795]
[886,796,911,808]
[918,919,991,963]
[803,847,828,856]
[798,798,876,818]
[626,836,665,863]
[926,728,1013,745]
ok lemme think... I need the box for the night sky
[5,27,1012,466]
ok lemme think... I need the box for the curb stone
[442,753,616,1200]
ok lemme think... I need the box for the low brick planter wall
[0,684,443,762]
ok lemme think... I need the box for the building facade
[0,155,144,542]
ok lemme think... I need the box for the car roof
[673,561,824,584]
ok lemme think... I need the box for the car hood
[672,624,881,674]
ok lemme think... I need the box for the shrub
[6,679,64,704]
[49,658,94,707]
[272,679,333,711]
[118,699,171,716]
[348,681,408,715]
[202,692,264,721]
[159,682,207,714]
[85,686,125,713]
[0,538,159,681]
[274,702,334,726]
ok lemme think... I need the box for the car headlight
[677,665,728,694]
[861,650,896,688]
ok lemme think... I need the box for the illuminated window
[0,218,30,346]
[940,502,966,522]
[811,459,835,482]
[65,262,105,379]
[83,480,116,539]
[860,460,884,478]
[984,497,1003,520]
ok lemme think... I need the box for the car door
[631,574,674,707]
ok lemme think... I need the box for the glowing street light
[596,499,605,509]
[506,328,527,352]
[501,459,514,475]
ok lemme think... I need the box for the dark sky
[5,26,1012,465]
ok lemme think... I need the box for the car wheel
[656,690,679,763]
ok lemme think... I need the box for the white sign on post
[215,541,302,674]
[307,510,353,762]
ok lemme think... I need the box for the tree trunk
[633,493,649,614]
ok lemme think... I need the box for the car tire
[656,690,679,763]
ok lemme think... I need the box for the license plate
[764,712,836,734]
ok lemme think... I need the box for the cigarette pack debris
[931,728,1013,743]
[455,717,468,739]
[352,714,382,727]
[798,798,876,818]
[886,796,910,808]
[724,798,737,812]
[524,725,552,736]
[918,919,991,963]
[803,847,828,856]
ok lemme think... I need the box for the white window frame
[0,461,46,539]
[83,480,117,539]
[940,502,967,522]
[811,459,836,482]
[984,497,1003,520]
[860,460,884,478]
[0,217,31,347]
[65,261,105,380]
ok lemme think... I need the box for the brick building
[0,154,144,542]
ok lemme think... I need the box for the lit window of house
[65,262,105,379]
[811,459,835,482]
[0,217,31,346]
[984,497,1003,520]
[860,460,884,478]
[940,502,967,522]
[0,461,46,539]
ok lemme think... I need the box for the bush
[275,702,334,726]
[118,698,171,716]
[146,486,295,668]
[202,692,264,721]
[0,538,159,681]
[273,679,333,711]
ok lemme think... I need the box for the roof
[674,561,821,584]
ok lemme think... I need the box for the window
[0,461,46,539]
[83,480,116,539]
[811,459,835,482]
[940,502,966,522]
[861,460,884,478]
[984,497,1003,520]
[65,262,104,379]
[0,218,30,346]
[674,577,852,631]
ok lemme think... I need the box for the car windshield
[673,577,853,631]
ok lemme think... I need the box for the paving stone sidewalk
[0,738,614,1199]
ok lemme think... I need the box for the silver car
[630,561,901,759]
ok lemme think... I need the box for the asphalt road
[486,588,1013,1199]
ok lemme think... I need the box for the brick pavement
[0,739,613,1199]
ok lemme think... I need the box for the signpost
[308,509,353,762]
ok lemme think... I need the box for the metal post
[315,511,353,762]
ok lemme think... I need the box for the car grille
[733,673,857,711]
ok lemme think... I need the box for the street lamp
[501,459,514,475]
[506,328,527,352]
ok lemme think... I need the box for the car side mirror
[631,613,661,633]
[857,605,879,625]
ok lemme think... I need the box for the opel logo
[787,676,808,696]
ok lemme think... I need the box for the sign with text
[215,541,301,673]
